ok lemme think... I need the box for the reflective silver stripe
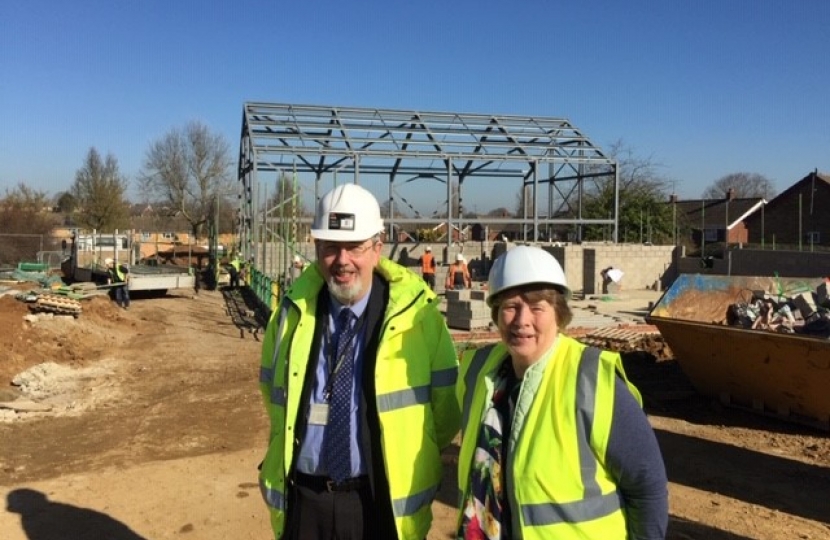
[461,345,493,430]
[431,366,457,388]
[270,303,290,373]
[391,484,438,517]
[259,479,286,511]
[521,491,621,525]
[377,385,430,412]
[576,346,602,497]
[260,366,274,384]
[270,386,286,406]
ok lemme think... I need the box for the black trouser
[423,273,435,290]
[288,473,375,540]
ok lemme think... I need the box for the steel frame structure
[237,102,619,273]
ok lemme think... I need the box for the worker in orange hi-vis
[418,246,437,290]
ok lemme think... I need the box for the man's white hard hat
[105,258,114,265]
[311,184,384,242]
[487,245,570,305]
[456,253,464,262]
[425,246,431,252]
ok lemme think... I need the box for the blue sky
[2,0,829,215]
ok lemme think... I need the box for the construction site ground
[0,283,828,540]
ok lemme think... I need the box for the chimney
[669,193,678,203]
[726,187,735,201]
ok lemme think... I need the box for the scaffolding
[237,102,619,292]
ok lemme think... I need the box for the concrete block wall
[677,247,830,279]
[250,241,679,296]
[579,243,678,294]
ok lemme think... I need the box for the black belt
[294,472,369,493]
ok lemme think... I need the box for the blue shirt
[296,288,370,477]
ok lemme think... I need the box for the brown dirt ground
[0,283,828,540]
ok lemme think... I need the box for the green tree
[139,121,234,240]
[581,140,674,243]
[55,191,78,214]
[71,148,130,231]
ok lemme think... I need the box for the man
[258,183,460,540]
[228,253,242,288]
[417,246,436,290]
[289,254,310,284]
[105,258,130,310]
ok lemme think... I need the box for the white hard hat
[105,258,114,265]
[293,255,302,264]
[456,253,465,262]
[311,184,384,242]
[424,246,431,252]
[487,245,569,305]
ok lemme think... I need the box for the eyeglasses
[317,240,377,258]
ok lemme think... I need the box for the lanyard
[323,310,366,401]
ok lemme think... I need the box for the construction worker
[445,252,471,290]
[228,253,242,288]
[418,246,437,290]
[456,246,668,539]
[258,183,460,540]
[290,254,310,282]
[105,258,130,310]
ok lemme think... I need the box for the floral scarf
[458,360,517,540]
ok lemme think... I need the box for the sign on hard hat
[311,184,384,242]
[487,245,570,305]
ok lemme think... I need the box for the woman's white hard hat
[487,245,570,306]
[311,184,384,242]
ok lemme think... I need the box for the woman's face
[497,290,558,366]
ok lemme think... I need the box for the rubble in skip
[725,278,830,338]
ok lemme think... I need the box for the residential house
[673,190,766,248]
[743,171,830,248]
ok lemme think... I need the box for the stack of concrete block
[793,292,818,322]
[445,289,491,330]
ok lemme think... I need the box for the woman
[456,246,668,539]
[446,253,471,290]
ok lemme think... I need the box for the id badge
[308,403,329,425]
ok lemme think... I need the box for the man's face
[315,238,382,305]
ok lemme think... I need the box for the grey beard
[326,276,364,305]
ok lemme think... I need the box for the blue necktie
[324,308,357,482]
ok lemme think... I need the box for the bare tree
[139,121,234,240]
[702,172,777,200]
[71,148,130,231]
[0,184,60,264]
[265,172,307,242]
[432,180,462,218]
[486,207,513,218]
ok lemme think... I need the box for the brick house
[674,190,766,247]
[744,171,830,248]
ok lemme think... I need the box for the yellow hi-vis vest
[457,336,643,539]
[259,257,460,540]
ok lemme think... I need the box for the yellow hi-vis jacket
[259,257,460,540]
[457,336,643,539]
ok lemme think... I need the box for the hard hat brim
[311,228,380,242]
